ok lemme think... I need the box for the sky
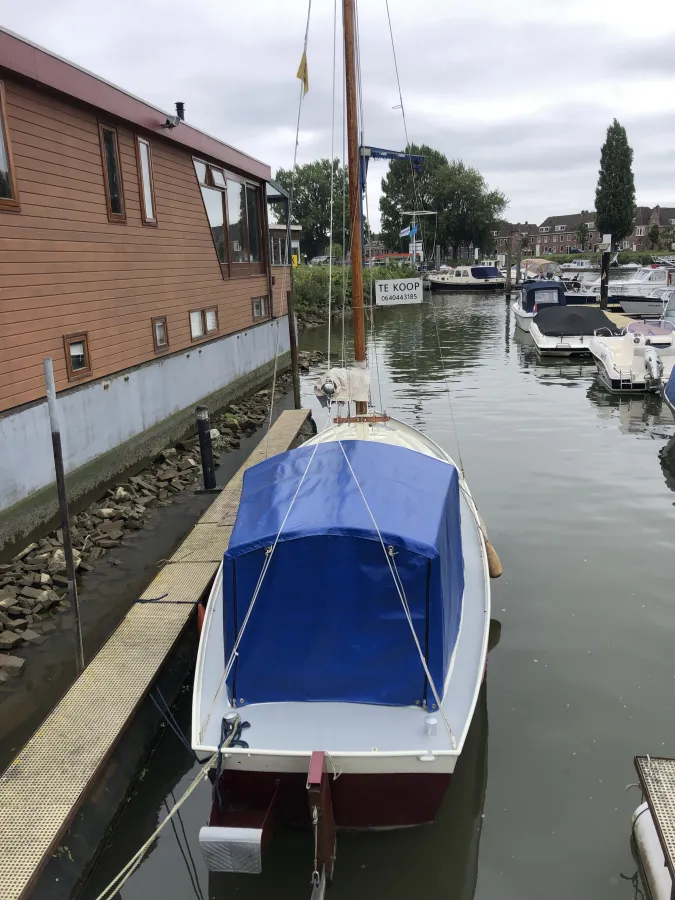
[2,0,675,230]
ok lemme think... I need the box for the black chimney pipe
[175,102,185,121]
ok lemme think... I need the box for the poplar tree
[595,120,636,246]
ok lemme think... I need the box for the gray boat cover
[533,307,622,337]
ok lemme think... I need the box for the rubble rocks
[0,372,294,682]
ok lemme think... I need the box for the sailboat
[191,0,497,887]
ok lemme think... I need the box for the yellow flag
[296,51,309,95]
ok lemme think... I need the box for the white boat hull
[512,302,534,333]
[633,802,672,900]
[589,333,675,393]
[530,324,593,356]
[619,297,667,317]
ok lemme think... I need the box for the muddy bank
[0,364,319,773]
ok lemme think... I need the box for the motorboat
[512,281,566,333]
[618,289,670,318]
[191,0,498,886]
[596,266,672,299]
[560,259,598,272]
[530,306,621,357]
[664,366,675,414]
[589,320,675,393]
[428,265,505,291]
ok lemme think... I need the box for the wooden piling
[505,244,512,293]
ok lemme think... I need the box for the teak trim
[63,332,92,381]
[333,415,391,424]
[135,136,158,226]
[151,315,169,353]
[0,81,21,212]
[98,121,126,223]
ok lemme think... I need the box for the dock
[0,408,310,900]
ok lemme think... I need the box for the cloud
[2,0,674,227]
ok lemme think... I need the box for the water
[82,294,675,900]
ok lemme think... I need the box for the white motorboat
[597,265,672,298]
[428,265,505,291]
[618,289,670,318]
[512,281,567,333]
[589,324,675,393]
[530,306,621,357]
[560,259,598,272]
[191,0,498,885]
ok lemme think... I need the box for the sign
[375,278,423,306]
[292,254,298,267]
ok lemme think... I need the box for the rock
[0,655,25,676]
[220,421,239,434]
[21,629,46,645]
[9,618,27,629]
[0,596,17,611]
[48,549,81,575]
[51,575,69,589]
[157,469,178,482]
[39,573,52,586]
[0,612,11,627]
[100,527,123,542]
[0,631,23,650]
[178,458,198,470]
[20,586,43,600]
[159,448,178,462]
[12,543,38,562]
[97,540,121,549]
[209,428,220,439]
[98,508,116,519]
[36,622,56,635]
[114,487,131,503]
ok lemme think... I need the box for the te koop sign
[375,277,423,306]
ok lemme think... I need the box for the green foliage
[574,222,589,250]
[379,146,507,260]
[292,263,417,324]
[594,119,637,245]
[649,224,661,250]
[275,159,349,260]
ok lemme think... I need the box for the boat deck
[634,755,675,886]
[0,408,309,900]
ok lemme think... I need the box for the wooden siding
[0,77,289,413]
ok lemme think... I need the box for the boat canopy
[521,280,566,313]
[471,266,501,279]
[222,440,465,708]
[533,307,622,336]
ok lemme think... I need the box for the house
[622,206,675,251]
[0,28,293,544]
[536,212,600,253]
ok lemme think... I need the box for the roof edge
[0,26,271,182]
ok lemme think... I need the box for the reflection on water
[83,293,675,900]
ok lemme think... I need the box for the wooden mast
[343,0,367,414]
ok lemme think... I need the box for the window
[136,138,157,225]
[636,226,646,237]
[252,296,270,320]
[190,308,219,340]
[98,123,125,222]
[270,235,288,266]
[193,159,265,277]
[670,219,675,226]
[152,316,169,352]
[63,332,91,380]
[540,226,550,233]
[555,224,566,231]
[586,222,594,229]
[0,82,19,211]
[552,235,557,242]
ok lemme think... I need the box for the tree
[574,222,588,251]
[661,225,675,251]
[379,144,449,251]
[274,159,349,260]
[379,146,506,260]
[431,161,507,261]
[595,119,636,247]
[649,224,661,250]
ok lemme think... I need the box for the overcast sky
[2,0,674,229]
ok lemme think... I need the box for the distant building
[623,206,675,251]
[492,222,539,254]
[537,212,599,253]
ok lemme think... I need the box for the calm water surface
[84,293,675,900]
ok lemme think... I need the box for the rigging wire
[164,796,205,900]
[327,0,338,369]
[384,0,466,475]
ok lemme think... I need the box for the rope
[164,796,205,900]
[93,743,228,900]
[384,0,466,475]
[150,689,195,757]
[334,439,457,749]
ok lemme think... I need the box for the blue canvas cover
[222,440,465,708]
[521,280,566,312]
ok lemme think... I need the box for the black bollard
[196,406,217,491]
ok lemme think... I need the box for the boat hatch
[222,440,464,709]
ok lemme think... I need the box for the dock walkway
[0,409,309,900]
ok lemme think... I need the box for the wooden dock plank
[0,408,309,900]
